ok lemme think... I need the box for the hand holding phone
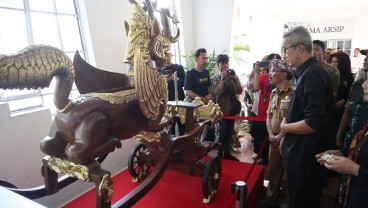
[165,69,172,76]
[253,61,270,69]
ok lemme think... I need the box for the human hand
[324,155,360,176]
[166,74,174,81]
[221,69,229,79]
[279,137,284,154]
[269,135,279,147]
[280,118,288,134]
[334,99,346,109]
[204,94,213,103]
[269,135,277,141]
[269,133,284,147]
[253,62,261,71]
[315,150,343,165]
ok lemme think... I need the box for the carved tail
[0,45,75,112]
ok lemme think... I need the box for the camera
[227,69,236,76]
[253,61,270,69]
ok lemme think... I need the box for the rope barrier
[244,135,269,182]
[222,115,267,122]
[220,115,269,207]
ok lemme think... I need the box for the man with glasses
[280,26,334,208]
[251,54,280,165]
[184,48,213,104]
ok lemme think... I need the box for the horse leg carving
[66,111,121,164]
[40,121,68,157]
[40,134,68,157]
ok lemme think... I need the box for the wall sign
[284,18,354,39]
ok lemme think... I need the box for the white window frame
[0,0,86,115]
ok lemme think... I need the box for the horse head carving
[124,0,180,69]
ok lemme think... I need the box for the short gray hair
[283,26,312,53]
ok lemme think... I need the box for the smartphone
[165,69,172,76]
[258,61,270,67]
[253,61,270,69]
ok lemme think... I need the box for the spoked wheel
[202,156,222,204]
[128,143,151,182]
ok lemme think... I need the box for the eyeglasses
[282,43,301,53]
[270,70,283,74]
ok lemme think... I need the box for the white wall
[246,1,368,64]
[179,0,235,56]
[177,0,194,56]
[82,0,132,74]
[0,103,51,188]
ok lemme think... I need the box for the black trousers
[170,116,185,136]
[286,164,324,208]
[217,119,235,157]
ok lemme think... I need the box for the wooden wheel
[128,143,150,182]
[202,156,222,204]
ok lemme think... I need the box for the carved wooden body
[42,99,148,164]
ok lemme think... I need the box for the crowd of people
[158,26,368,208]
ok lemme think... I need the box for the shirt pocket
[280,99,290,115]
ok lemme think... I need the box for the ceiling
[239,0,368,14]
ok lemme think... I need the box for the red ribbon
[222,115,267,122]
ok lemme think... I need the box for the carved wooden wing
[134,49,168,121]
[73,51,128,94]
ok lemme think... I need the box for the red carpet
[63,159,264,208]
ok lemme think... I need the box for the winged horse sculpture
[0,0,180,165]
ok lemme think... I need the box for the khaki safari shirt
[321,62,340,98]
[266,81,296,135]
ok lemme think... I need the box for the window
[0,0,85,115]
[324,39,352,55]
[155,0,183,64]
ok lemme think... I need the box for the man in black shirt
[184,48,213,104]
[158,52,186,135]
[280,26,334,208]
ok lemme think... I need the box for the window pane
[42,93,56,115]
[337,41,343,50]
[322,41,327,49]
[0,0,24,9]
[66,52,78,60]
[31,12,60,48]
[59,15,82,51]
[345,40,351,49]
[55,0,76,14]
[0,89,39,101]
[0,9,28,53]
[29,0,54,12]
[6,96,43,112]
[40,79,56,94]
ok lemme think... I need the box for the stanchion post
[231,180,247,208]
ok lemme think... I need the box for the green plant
[233,43,250,51]
[182,49,225,77]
